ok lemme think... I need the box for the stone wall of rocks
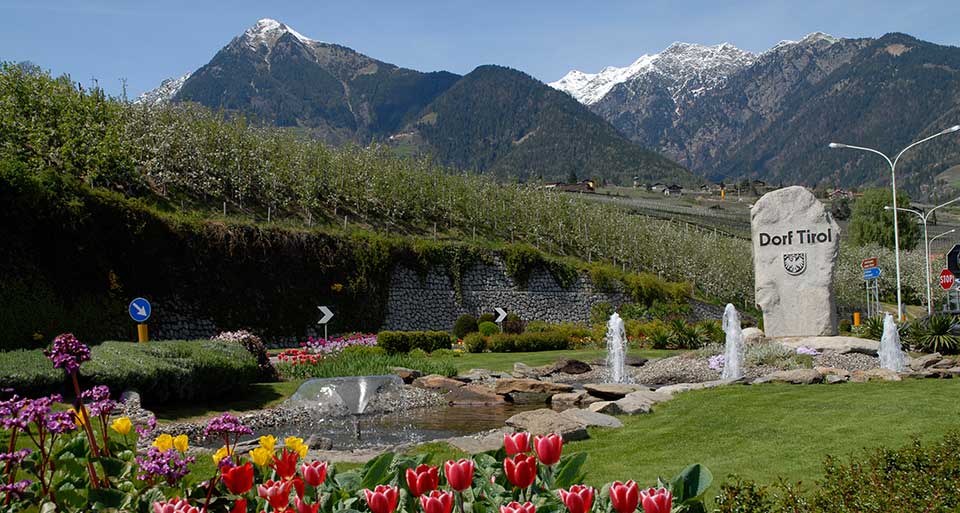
[382,260,630,331]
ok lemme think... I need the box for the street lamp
[830,125,960,319]
[886,196,960,315]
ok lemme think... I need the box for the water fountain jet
[721,304,744,380]
[606,313,628,383]
[878,313,907,372]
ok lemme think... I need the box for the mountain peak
[242,18,317,48]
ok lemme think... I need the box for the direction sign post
[861,257,879,270]
[862,267,881,280]
[317,306,334,341]
[494,307,507,332]
[128,297,151,343]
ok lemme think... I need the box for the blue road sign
[863,267,881,280]
[128,297,152,322]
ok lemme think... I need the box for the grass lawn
[566,379,960,496]
[152,380,305,423]
[447,349,680,373]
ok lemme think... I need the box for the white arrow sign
[317,306,334,325]
[133,304,147,317]
[494,307,507,323]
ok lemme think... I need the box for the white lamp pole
[830,125,960,320]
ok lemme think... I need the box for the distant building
[544,180,595,193]
[664,184,684,196]
[828,188,854,200]
[649,183,666,192]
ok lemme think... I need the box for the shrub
[909,315,959,354]
[478,321,500,337]
[340,345,387,357]
[838,319,852,333]
[431,348,460,358]
[212,330,279,381]
[619,302,648,321]
[696,320,724,345]
[590,302,614,324]
[464,333,487,353]
[486,332,569,352]
[502,313,525,334]
[524,320,551,333]
[453,314,479,339]
[376,331,452,354]
[478,313,496,324]
[647,325,673,349]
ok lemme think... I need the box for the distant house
[664,184,683,196]
[545,180,595,193]
[829,188,853,200]
[649,183,666,192]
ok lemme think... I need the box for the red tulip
[419,490,454,513]
[230,499,247,513]
[559,485,595,513]
[258,479,294,511]
[500,502,536,513]
[272,448,300,480]
[443,459,475,491]
[503,432,530,455]
[295,497,320,513]
[609,481,639,513]
[301,461,328,487]
[406,464,440,497]
[533,434,563,466]
[292,476,305,499]
[639,488,671,513]
[364,485,399,513]
[221,462,254,494]
[503,454,537,489]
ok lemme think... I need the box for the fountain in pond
[288,375,404,440]
[721,304,744,380]
[606,313,628,383]
[879,313,907,372]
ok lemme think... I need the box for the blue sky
[2,0,959,97]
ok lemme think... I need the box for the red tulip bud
[258,479,294,511]
[301,461,328,487]
[364,485,400,513]
[406,464,440,497]
[221,462,254,494]
[503,432,531,455]
[533,433,563,466]
[639,488,671,513]
[500,502,536,513]
[230,498,247,513]
[559,485,595,513]
[443,459,475,492]
[419,490,455,513]
[503,453,537,489]
[295,497,320,513]
[609,481,639,513]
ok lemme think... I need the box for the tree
[849,188,920,250]
[830,197,851,220]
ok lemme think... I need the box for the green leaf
[669,463,713,503]
[100,456,131,479]
[335,470,362,490]
[360,452,395,489]
[88,487,129,509]
[553,452,587,489]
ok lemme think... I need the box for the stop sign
[940,269,955,290]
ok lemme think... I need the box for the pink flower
[533,433,563,466]
[609,481,639,513]
[444,459,475,491]
[363,485,399,513]
[301,460,328,487]
[419,490,455,513]
[258,479,294,510]
[500,502,536,513]
[559,485,595,513]
[639,488,672,513]
[503,432,531,455]
[152,497,200,513]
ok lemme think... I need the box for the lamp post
[886,197,960,315]
[830,125,960,320]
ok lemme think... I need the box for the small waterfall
[606,313,628,383]
[721,304,744,380]
[879,313,907,372]
[288,375,403,416]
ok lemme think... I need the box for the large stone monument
[751,186,840,337]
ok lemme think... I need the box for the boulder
[850,368,902,382]
[458,368,504,382]
[505,409,589,441]
[909,353,943,370]
[494,379,573,395]
[931,359,956,369]
[560,408,623,429]
[825,374,848,384]
[512,362,541,379]
[445,384,507,406]
[775,336,879,356]
[656,379,737,396]
[814,366,851,379]
[507,392,554,404]
[391,367,422,384]
[412,375,465,392]
[752,369,824,385]
[586,390,671,415]
[624,356,649,367]
[582,383,650,400]
[445,427,515,454]
[548,359,592,375]
[550,391,588,408]
[742,327,765,345]
[752,186,840,337]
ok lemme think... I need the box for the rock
[624,356,649,367]
[507,392,554,404]
[814,366,851,379]
[512,363,540,379]
[850,368,902,382]
[825,374,848,384]
[656,379,737,396]
[742,327,765,345]
[931,359,955,369]
[458,369,503,382]
[624,389,672,404]
[306,435,334,451]
[550,391,588,407]
[752,186,840,337]
[548,359,592,375]
[494,379,573,395]
[752,369,824,385]
[560,408,623,429]
[587,401,632,415]
[444,384,507,406]
[391,367,422,384]
[412,375,465,392]
[120,390,142,408]
[776,336,879,356]
[909,353,943,370]
[445,428,515,454]
[583,383,650,400]
[505,409,589,441]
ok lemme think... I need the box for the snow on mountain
[764,32,840,55]
[136,71,192,106]
[240,18,321,49]
[550,42,754,105]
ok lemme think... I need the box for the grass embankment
[152,381,305,423]
[448,349,680,373]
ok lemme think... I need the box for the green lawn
[566,379,960,495]
[152,380,305,423]
[447,349,680,373]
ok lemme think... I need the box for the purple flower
[21,395,61,424]
[136,416,157,438]
[82,385,116,417]
[0,479,31,500]
[81,385,110,402]
[135,447,194,485]
[45,411,77,434]
[708,354,725,371]
[796,346,821,356]
[0,396,28,430]
[203,413,252,438]
[44,333,91,374]
[0,449,32,465]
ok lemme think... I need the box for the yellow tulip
[212,446,233,465]
[153,434,174,452]
[70,408,87,427]
[173,434,189,452]
[259,434,276,452]
[284,436,309,458]
[249,446,273,467]
[110,416,132,436]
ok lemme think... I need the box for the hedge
[466,331,571,353]
[0,340,259,404]
[377,331,452,354]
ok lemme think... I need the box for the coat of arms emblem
[783,252,807,276]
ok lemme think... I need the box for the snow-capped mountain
[550,42,754,105]
[136,72,191,106]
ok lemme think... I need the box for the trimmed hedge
[470,331,571,353]
[0,340,259,404]
[377,331,452,354]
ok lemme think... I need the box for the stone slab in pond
[551,391,588,408]
[775,336,879,356]
[505,409,589,441]
[583,383,650,400]
[507,392,553,404]
[559,408,623,429]
[547,359,593,375]
[445,384,507,406]
[444,427,514,454]
[413,375,465,392]
[494,378,573,395]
